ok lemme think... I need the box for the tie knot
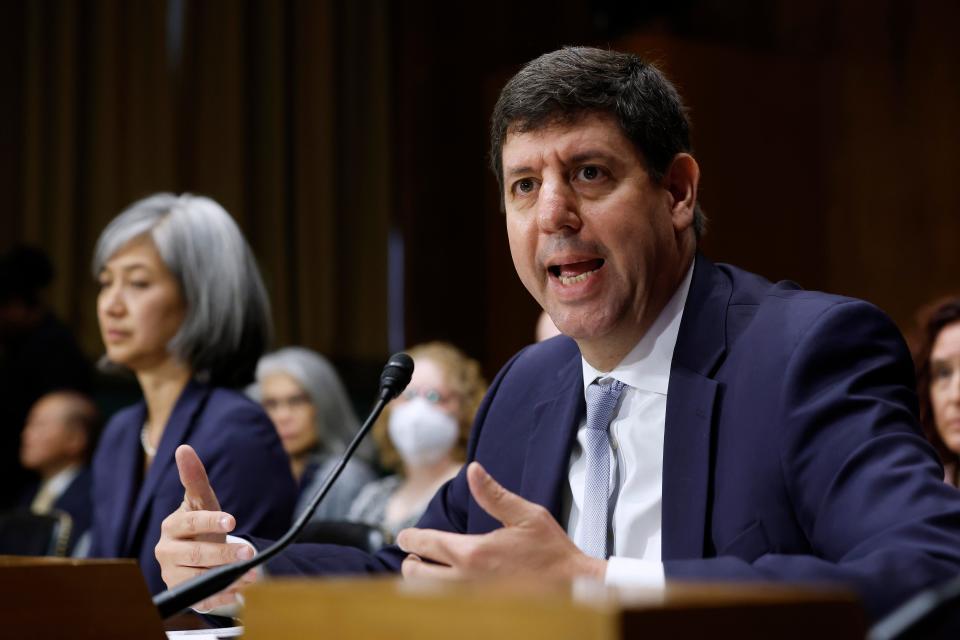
[584,378,624,433]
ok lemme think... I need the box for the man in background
[18,390,101,554]
[0,245,92,508]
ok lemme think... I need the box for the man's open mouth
[548,259,605,286]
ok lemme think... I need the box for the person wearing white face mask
[347,342,487,540]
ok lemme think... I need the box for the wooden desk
[0,556,167,639]
[242,577,866,639]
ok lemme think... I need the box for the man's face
[502,112,695,365]
[20,394,85,476]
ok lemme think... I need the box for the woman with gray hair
[88,193,296,594]
[252,348,376,521]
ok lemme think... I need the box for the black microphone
[153,352,414,619]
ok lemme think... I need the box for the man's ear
[64,425,88,461]
[663,153,699,232]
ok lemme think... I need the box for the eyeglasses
[262,392,312,412]
[399,387,454,405]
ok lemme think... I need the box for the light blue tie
[579,378,625,559]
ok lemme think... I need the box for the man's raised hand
[396,462,606,582]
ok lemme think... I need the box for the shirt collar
[41,464,81,498]
[581,260,695,395]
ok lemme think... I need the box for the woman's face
[931,320,960,454]
[394,357,460,420]
[260,372,318,457]
[97,236,186,372]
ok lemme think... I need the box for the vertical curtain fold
[11,0,390,367]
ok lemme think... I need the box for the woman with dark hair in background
[251,347,375,521]
[913,296,960,486]
[348,342,486,540]
[88,193,295,593]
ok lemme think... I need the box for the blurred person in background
[347,342,487,540]
[17,390,101,554]
[88,193,295,593]
[913,297,960,486]
[251,347,376,521]
[0,245,92,508]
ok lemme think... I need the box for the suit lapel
[55,467,90,511]
[103,404,146,556]
[519,350,584,521]
[661,254,730,560]
[123,380,212,553]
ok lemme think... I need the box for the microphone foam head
[379,352,414,401]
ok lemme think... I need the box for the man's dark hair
[489,46,706,236]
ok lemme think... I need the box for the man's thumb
[466,461,532,527]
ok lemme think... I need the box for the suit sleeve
[664,300,960,619]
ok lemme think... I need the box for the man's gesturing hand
[155,445,258,611]
[396,462,606,582]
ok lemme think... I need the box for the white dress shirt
[564,263,694,587]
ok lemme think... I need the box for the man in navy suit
[155,47,960,619]
[18,390,101,554]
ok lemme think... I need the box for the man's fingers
[401,554,460,580]
[176,445,221,512]
[466,461,538,527]
[396,527,478,566]
[161,509,235,539]
[159,539,254,569]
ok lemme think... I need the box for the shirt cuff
[604,556,666,589]
[189,535,260,617]
[227,534,257,553]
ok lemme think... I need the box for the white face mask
[387,397,459,468]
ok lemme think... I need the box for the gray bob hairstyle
[92,193,272,387]
[251,347,375,462]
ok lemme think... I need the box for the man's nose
[537,180,581,234]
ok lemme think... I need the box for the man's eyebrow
[568,150,619,165]
[503,150,621,179]
[504,165,535,179]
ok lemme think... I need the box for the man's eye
[578,165,603,181]
[513,178,536,195]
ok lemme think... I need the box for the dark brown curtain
[8,0,390,365]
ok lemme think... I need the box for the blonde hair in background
[372,342,487,472]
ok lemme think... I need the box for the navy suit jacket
[91,380,296,594]
[266,255,960,619]
[20,466,93,554]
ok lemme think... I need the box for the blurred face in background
[931,321,960,454]
[96,236,186,372]
[20,394,86,477]
[260,372,318,458]
[394,358,460,419]
[388,357,462,468]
